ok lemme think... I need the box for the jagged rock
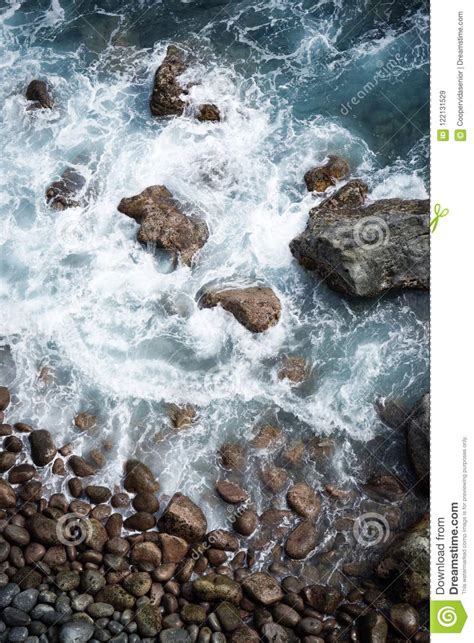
[200,287,281,333]
[118,185,208,265]
[150,45,188,117]
[74,412,97,431]
[197,104,221,122]
[405,393,429,495]
[45,168,85,210]
[158,493,207,543]
[278,356,308,383]
[304,155,350,192]
[169,404,197,429]
[251,425,284,449]
[26,80,53,109]
[290,180,429,297]
[219,443,246,470]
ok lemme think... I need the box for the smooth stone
[2,606,31,627]
[59,619,95,642]
[12,589,39,613]
[0,583,20,608]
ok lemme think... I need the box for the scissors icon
[430,203,449,233]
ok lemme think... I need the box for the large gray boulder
[290,180,429,297]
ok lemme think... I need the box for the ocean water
[0,0,429,563]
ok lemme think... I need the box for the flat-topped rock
[290,180,429,297]
[200,286,281,333]
[242,572,284,605]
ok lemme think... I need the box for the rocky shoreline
[3,34,431,643]
[0,387,429,642]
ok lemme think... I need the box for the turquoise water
[0,0,429,535]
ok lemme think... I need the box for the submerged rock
[123,459,159,495]
[216,480,249,504]
[45,168,85,210]
[169,404,197,430]
[118,185,208,265]
[26,80,53,109]
[287,482,321,520]
[200,286,281,333]
[290,181,429,297]
[405,393,429,495]
[278,356,308,383]
[219,443,246,470]
[285,521,318,559]
[150,45,188,117]
[251,425,284,449]
[304,155,350,192]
